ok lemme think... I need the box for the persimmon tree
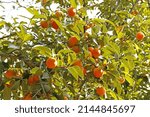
[0,0,150,100]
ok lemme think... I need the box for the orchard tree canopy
[0,0,150,100]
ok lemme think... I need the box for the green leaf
[108,42,120,55]
[75,66,84,79]
[68,66,83,80]
[115,10,128,15]
[26,7,39,16]
[76,20,85,34]
[17,24,33,42]
[117,32,124,39]
[58,49,77,64]
[102,25,108,33]
[69,0,77,8]
[20,24,26,36]
[68,85,75,93]
[125,75,134,87]
[34,14,47,19]
[43,85,51,92]
[102,46,113,59]
[30,67,43,75]
[32,45,51,57]
[108,89,118,100]
[78,0,83,5]
[22,79,28,91]
[105,19,116,28]
[121,59,135,70]
[92,25,100,34]
[23,34,34,42]
[79,7,87,17]
[93,18,105,24]
[142,19,150,25]
[3,87,11,100]
[0,21,5,27]
[26,7,46,19]
[114,81,122,95]
[134,43,140,52]
[68,66,78,80]
[11,80,20,90]
[71,25,80,35]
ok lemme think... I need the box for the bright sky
[0,0,103,21]
[0,0,103,37]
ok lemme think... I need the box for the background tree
[0,0,150,100]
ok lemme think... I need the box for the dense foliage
[0,0,150,100]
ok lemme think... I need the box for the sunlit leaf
[30,67,43,75]
[32,45,51,57]
[69,0,77,8]
[26,7,39,16]
[0,21,5,27]
[125,75,135,87]
[108,90,118,100]
[68,66,80,80]
[23,34,34,42]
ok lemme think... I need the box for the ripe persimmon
[67,7,76,17]
[96,87,106,96]
[49,18,59,30]
[4,70,16,79]
[22,92,32,100]
[93,67,103,78]
[46,58,57,69]
[73,59,83,67]
[33,75,40,82]
[28,75,39,85]
[40,20,49,28]
[88,47,94,52]
[136,32,145,41]
[71,46,80,53]
[27,76,34,85]
[68,36,78,47]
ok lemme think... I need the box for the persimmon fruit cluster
[88,47,100,59]
[68,36,80,53]
[40,20,49,28]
